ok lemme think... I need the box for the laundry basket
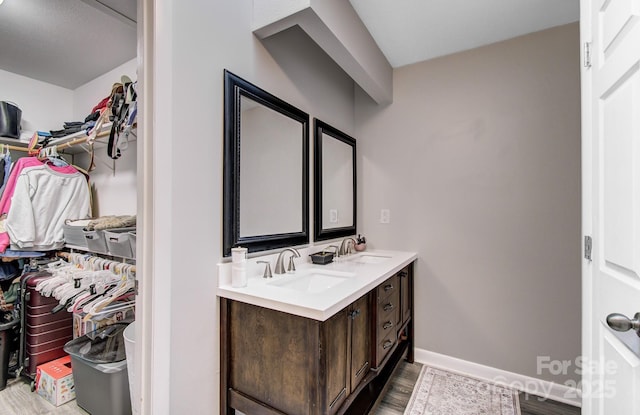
[64,324,131,415]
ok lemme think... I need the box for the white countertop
[216,249,417,321]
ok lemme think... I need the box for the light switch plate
[380,209,390,223]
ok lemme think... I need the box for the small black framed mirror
[314,119,356,241]
[223,70,310,256]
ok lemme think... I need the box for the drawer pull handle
[383,340,394,350]
[383,321,393,330]
[349,309,361,320]
[384,284,394,292]
[398,271,407,278]
[383,303,394,311]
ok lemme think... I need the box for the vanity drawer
[377,275,398,303]
[377,288,399,321]
[376,331,397,367]
[377,313,397,343]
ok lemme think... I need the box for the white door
[582,0,640,414]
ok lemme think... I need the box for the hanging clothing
[0,157,78,219]
[0,157,90,252]
[0,157,82,251]
[5,165,90,251]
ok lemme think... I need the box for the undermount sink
[346,254,392,264]
[268,269,355,293]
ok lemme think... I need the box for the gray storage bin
[82,229,107,254]
[104,228,135,258]
[62,219,91,248]
[64,324,131,415]
[70,359,130,415]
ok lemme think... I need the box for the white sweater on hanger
[6,165,90,250]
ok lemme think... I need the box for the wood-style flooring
[0,378,87,415]
[373,360,423,414]
[519,391,581,415]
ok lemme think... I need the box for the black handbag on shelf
[0,101,22,139]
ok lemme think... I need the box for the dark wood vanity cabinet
[220,262,413,415]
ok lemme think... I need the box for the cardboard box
[35,355,75,406]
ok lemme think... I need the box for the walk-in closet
[0,1,139,414]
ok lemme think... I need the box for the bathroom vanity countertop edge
[216,249,417,321]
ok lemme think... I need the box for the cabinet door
[321,309,349,414]
[399,268,411,325]
[227,301,318,415]
[349,294,370,393]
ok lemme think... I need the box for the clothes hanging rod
[0,129,112,153]
[54,128,111,151]
[0,142,34,152]
[57,250,136,273]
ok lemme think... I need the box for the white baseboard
[413,348,581,408]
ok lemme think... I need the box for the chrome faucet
[326,245,340,257]
[274,248,301,274]
[257,261,273,278]
[339,238,357,256]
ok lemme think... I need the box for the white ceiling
[349,0,580,68]
[0,1,580,90]
[0,0,136,89]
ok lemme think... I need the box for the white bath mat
[404,366,520,415]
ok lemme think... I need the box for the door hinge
[584,42,592,68]
[584,235,592,261]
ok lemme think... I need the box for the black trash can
[64,323,131,415]
[0,317,19,391]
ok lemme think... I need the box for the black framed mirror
[314,119,356,241]
[223,70,309,256]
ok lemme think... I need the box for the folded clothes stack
[49,121,84,138]
[49,117,100,138]
[84,215,136,231]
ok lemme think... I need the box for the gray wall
[154,2,354,413]
[355,23,581,383]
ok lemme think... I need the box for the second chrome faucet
[339,238,357,256]
[274,248,301,274]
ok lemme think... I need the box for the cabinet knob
[349,309,361,320]
[398,271,407,278]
